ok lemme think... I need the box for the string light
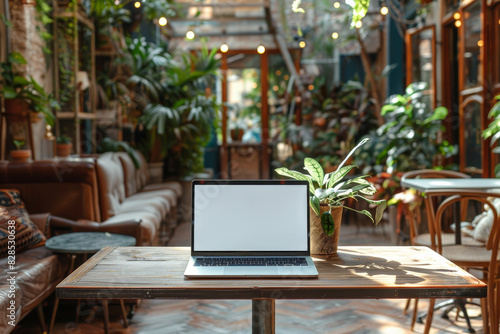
[220,43,229,53]
[333,2,340,8]
[453,12,461,20]
[257,45,266,54]
[134,1,141,8]
[186,30,195,39]
[355,21,362,28]
[498,18,500,25]
[477,40,484,47]
[380,6,388,15]
[455,20,462,28]
[308,84,314,90]
[332,32,339,39]
[284,74,289,80]
[276,70,281,76]
[273,85,279,91]
[299,41,306,48]
[158,17,167,26]
[114,0,120,5]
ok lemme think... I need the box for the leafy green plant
[56,135,72,144]
[482,94,500,176]
[275,138,387,235]
[97,137,140,168]
[0,52,58,126]
[372,82,456,173]
[13,139,26,150]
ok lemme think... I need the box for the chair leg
[36,303,47,333]
[481,298,489,334]
[404,298,411,314]
[423,299,436,334]
[410,298,419,331]
[102,299,110,334]
[120,300,129,328]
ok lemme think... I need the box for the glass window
[463,1,482,89]
[226,54,261,143]
[463,101,482,171]
[407,26,434,108]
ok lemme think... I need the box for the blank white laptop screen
[193,183,308,252]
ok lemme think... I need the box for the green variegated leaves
[321,211,335,236]
[310,196,320,217]
[274,138,387,227]
[304,158,324,186]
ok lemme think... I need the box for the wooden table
[401,178,500,248]
[56,246,486,334]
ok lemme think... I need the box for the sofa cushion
[0,246,67,332]
[128,189,177,209]
[105,212,160,245]
[0,189,46,258]
[120,196,170,221]
[143,182,182,200]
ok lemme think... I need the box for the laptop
[184,180,319,278]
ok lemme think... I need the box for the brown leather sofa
[0,153,182,245]
[0,213,141,333]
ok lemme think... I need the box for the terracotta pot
[11,150,31,162]
[56,143,72,157]
[230,129,244,141]
[310,204,343,256]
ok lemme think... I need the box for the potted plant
[275,138,387,255]
[0,52,58,127]
[11,139,31,162]
[56,135,72,157]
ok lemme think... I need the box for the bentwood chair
[428,194,500,334]
[400,170,485,332]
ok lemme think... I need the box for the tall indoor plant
[275,138,387,255]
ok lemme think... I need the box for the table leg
[102,299,110,334]
[120,299,129,328]
[252,299,275,334]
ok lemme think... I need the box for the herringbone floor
[13,221,485,334]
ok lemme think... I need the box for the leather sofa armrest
[30,213,52,237]
[49,216,143,246]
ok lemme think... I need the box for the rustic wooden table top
[56,246,486,300]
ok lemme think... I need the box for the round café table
[46,232,136,334]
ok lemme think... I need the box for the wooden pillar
[220,52,228,178]
[260,52,269,179]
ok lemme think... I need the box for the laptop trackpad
[224,266,279,276]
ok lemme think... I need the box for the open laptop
[184,180,319,278]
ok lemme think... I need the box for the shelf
[57,112,96,120]
[54,8,94,30]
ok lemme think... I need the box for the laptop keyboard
[194,257,308,267]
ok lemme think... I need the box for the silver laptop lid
[191,180,310,256]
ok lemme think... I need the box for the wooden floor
[13,220,485,334]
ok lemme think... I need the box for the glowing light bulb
[273,85,279,92]
[257,45,266,54]
[158,17,167,26]
[284,74,289,80]
[134,1,141,8]
[220,43,229,53]
[332,32,339,39]
[453,12,461,20]
[276,70,281,76]
[477,40,484,47]
[308,84,314,90]
[333,2,340,8]
[380,6,388,15]
[355,21,362,29]
[299,41,306,48]
[186,30,195,39]
[114,0,120,5]
[455,20,462,28]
